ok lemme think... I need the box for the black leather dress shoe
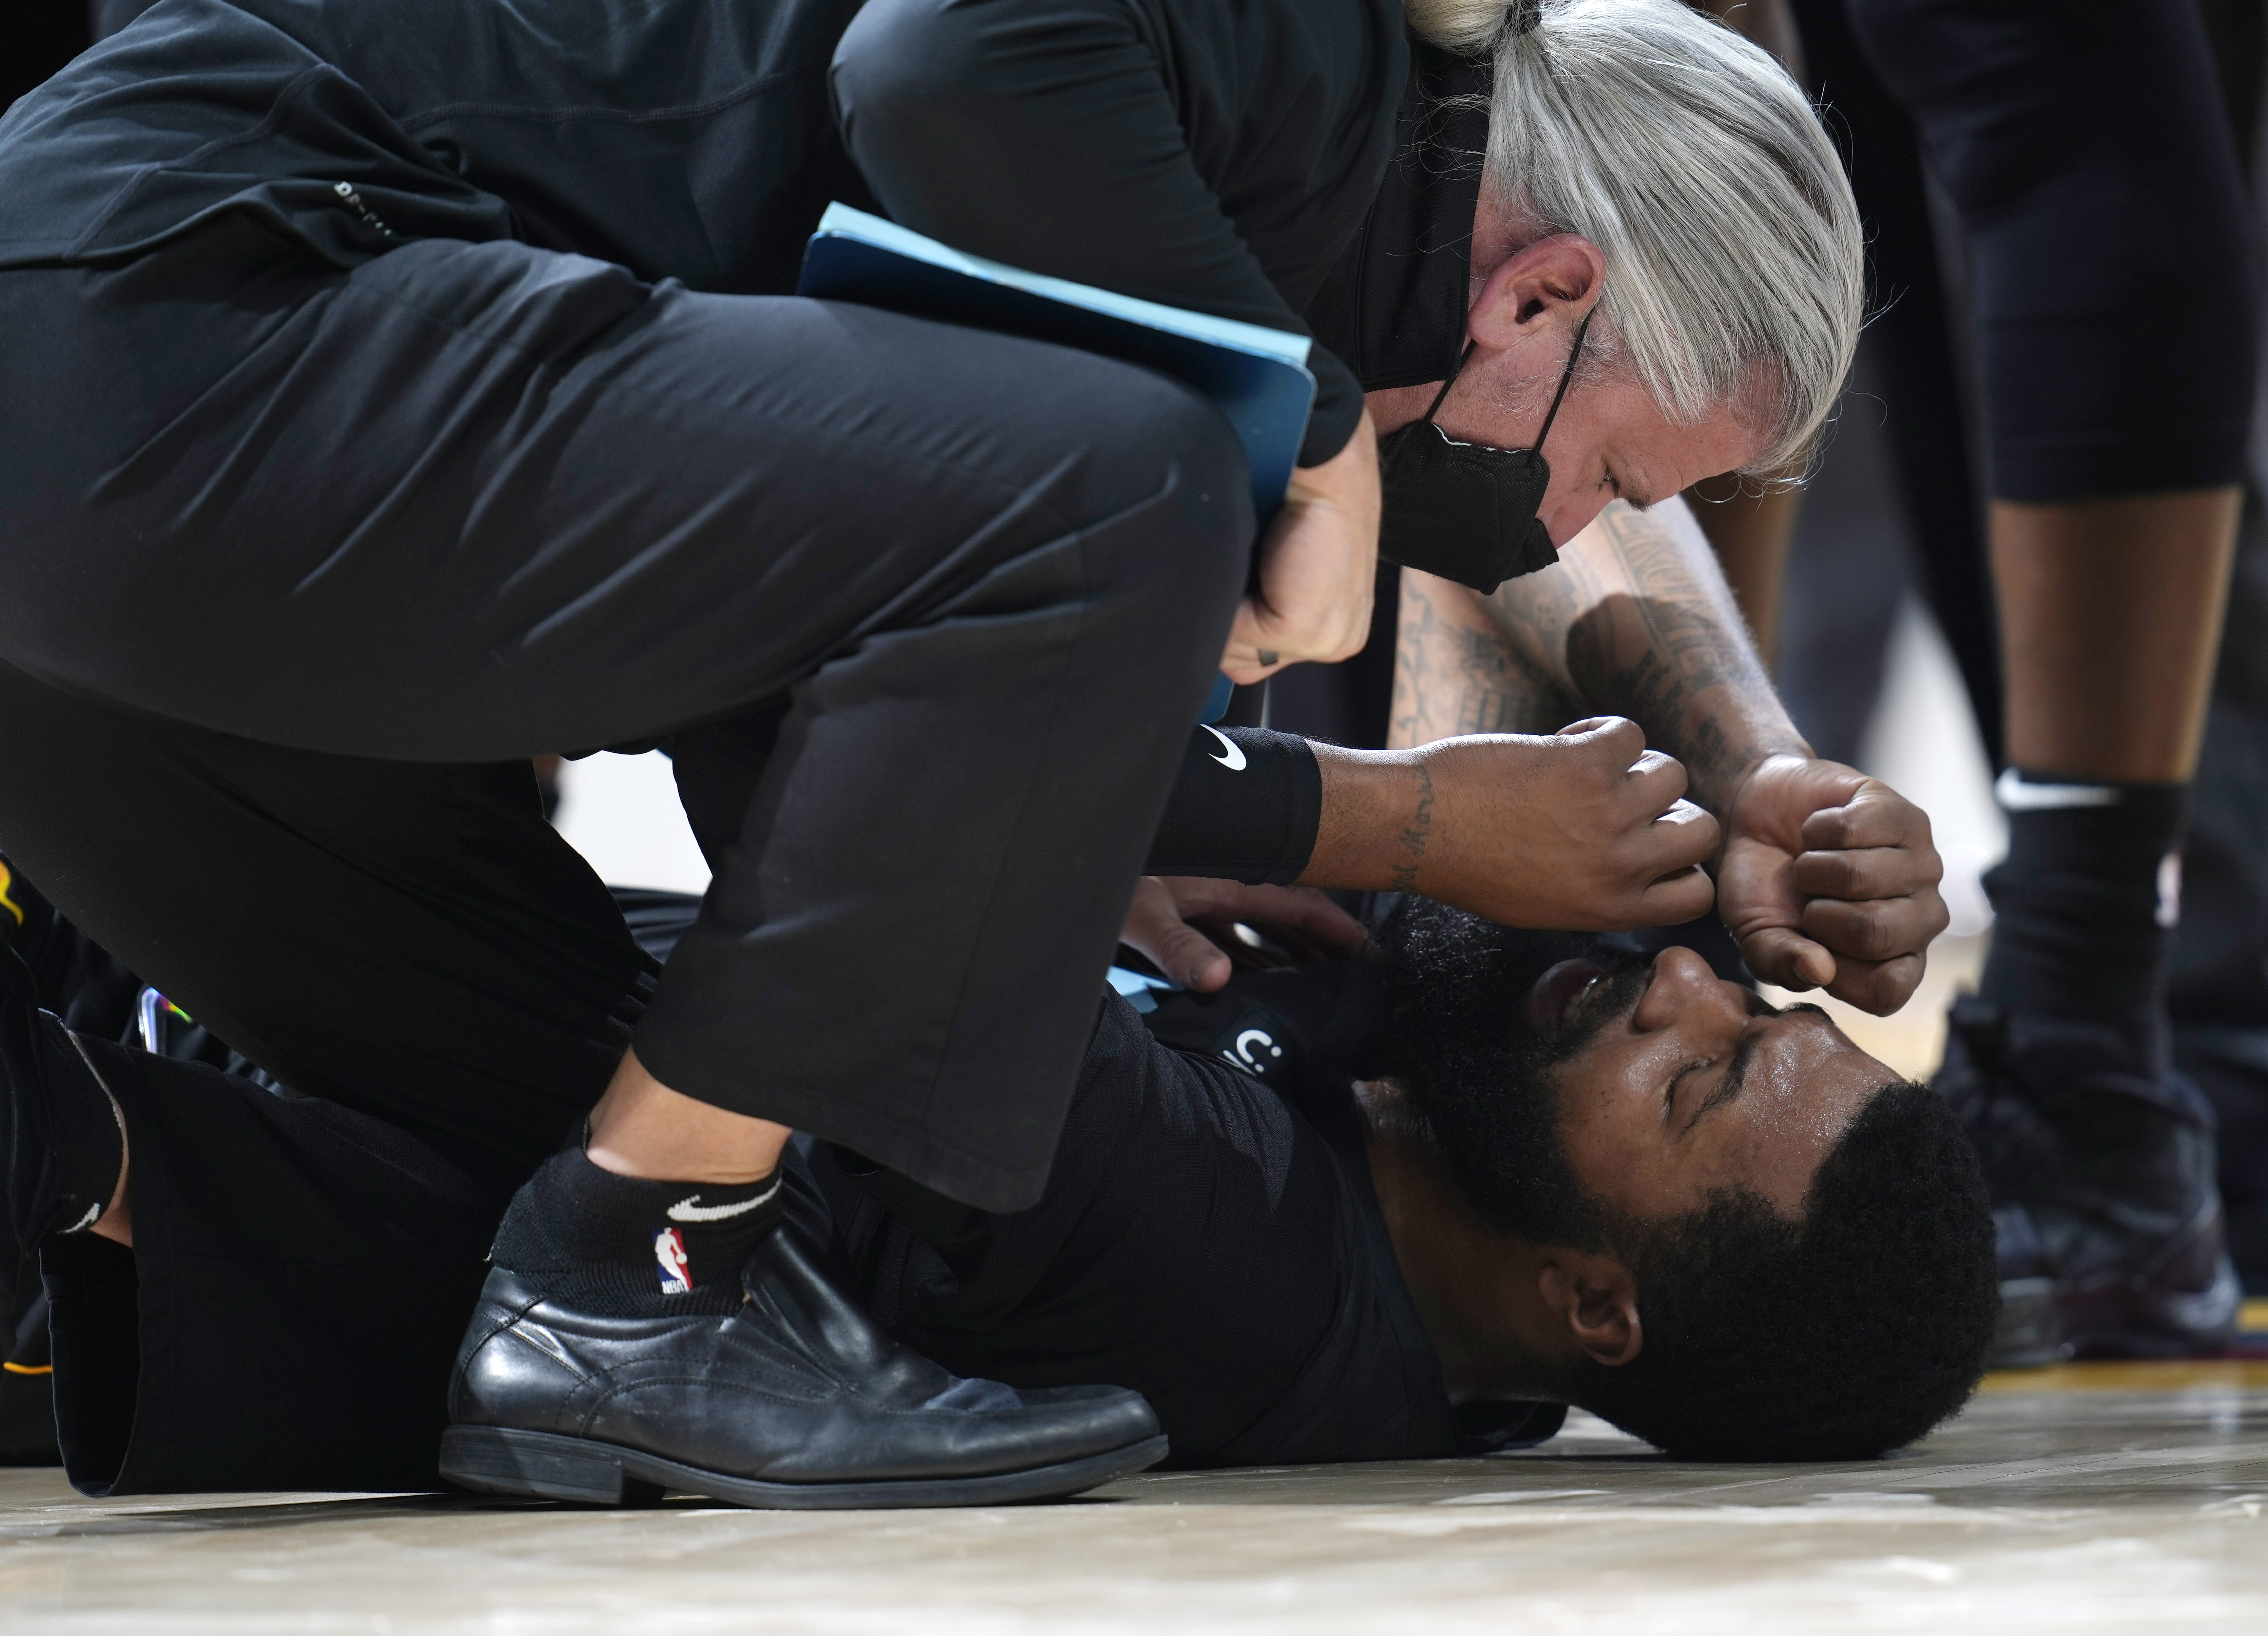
[441,1225,1166,1508]
[1939,999,2240,1365]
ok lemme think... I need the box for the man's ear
[1469,234,1605,349]
[1536,1250,1642,1368]
[1350,1076,1418,1128]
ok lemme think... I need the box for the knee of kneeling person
[1073,374,1254,604]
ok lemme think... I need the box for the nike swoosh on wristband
[1994,768,2120,812]
[667,1175,783,1223]
[1200,724,1247,772]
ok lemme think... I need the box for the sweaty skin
[1359,944,1896,1402]
[1542,945,1888,1221]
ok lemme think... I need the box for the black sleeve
[829,0,1366,465]
[1143,725,1321,886]
[840,995,1451,1465]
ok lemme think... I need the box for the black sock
[1979,770,2190,1068]
[489,1147,782,1317]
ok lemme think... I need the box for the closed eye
[1679,1006,1841,1133]
[1664,1056,1709,1119]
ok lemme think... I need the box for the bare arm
[1393,496,1807,814]
[1393,496,1949,1014]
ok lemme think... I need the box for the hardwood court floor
[4,1308,2267,1635]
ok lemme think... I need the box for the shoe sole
[2057,1247,2244,1361]
[1989,1276,2061,1369]
[1991,1252,2246,1366]
[438,1424,1170,1510]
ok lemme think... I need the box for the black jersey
[797,960,1563,1468]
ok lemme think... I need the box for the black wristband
[1144,726,1322,886]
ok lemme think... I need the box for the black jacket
[0,0,1458,463]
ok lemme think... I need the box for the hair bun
[1405,1,1542,53]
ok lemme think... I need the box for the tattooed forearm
[1389,498,1806,816]
[1390,760,1436,892]
[1559,500,1804,812]
[1389,569,1581,748]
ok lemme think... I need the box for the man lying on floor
[2,493,1977,1493]
[779,890,1999,1467]
[6,873,1997,1481]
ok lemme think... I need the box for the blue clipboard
[796,203,1317,525]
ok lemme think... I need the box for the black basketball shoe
[2179,1028,2268,1293]
[1938,998,2240,1365]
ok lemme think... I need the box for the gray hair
[1407,0,1864,474]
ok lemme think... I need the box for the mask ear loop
[1415,343,1475,429]
[1389,304,1593,473]
[1381,341,1476,482]
[1526,308,1595,456]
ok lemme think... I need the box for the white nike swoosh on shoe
[1994,768,2120,812]
[1200,724,1247,772]
[667,1176,782,1222]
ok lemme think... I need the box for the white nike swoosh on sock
[1200,724,1247,772]
[666,1176,782,1222]
[1994,768,2121,812]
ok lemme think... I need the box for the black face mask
[1377,310,1593,594]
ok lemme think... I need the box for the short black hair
[1575,1083,1998,1460]
[1373,898,1999,1460]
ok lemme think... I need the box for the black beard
[1375,902,1648,1247]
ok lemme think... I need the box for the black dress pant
[0,217,1251,1213]
[0,218,1249,1489]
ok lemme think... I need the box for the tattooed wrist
[1553,501,1805,813]
[1390,760,1436,891]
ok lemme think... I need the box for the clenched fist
[1716,753,1948,1015]
[1304,717,1720,929]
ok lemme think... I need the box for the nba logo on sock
[654,1227,694,1295]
